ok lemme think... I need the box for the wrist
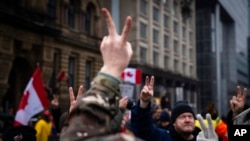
[140,100,149,108]
[100,66,122,78]
[98,72,121,84]
[232,112,240,118]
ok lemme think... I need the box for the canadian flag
[121,68,142,84]
[14,66,49,126]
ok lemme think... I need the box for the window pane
[190,66,193,76]
[164,15,169,28]
[183,63,186,75]
[140,22,147,39]
[140,47,147,64]
[164,35,169,49]
[153,51,159,67]
[189,32,193,43]
[85,3,96,34]
[68,57,75,87]
[68,0,75,28]
[164,55,169,70]
[189,48,193,60]
[174,21,178,33]
[174,40,178,53]
[153,7,159,22]
[173,2,178,16]
[182,45,186,56]
[85,60,92,90]
[140,0,147,15]
[182,27,186,39]
[49,51,60,90]
[153,29,159,44]
[47,0,56,18]
[174,59,179,72]
[164,0,169,7]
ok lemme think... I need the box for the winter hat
[160,111,170,122]
[171,100,195,123]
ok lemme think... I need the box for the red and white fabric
[14,66,49,126]
[121,68,142,84]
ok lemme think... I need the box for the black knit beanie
[171,100,195,123]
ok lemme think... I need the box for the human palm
[230,86,247,117]
[140,76,154,103]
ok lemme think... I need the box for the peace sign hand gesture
[230,86,247,118]
[197,113,218,141]
[68,85,84,113]
[100,8,133,78]
[140,76,154,108]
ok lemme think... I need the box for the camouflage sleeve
[71,72,122,118]
[60,73,122,141]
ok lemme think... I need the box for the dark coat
[131,101,173,141]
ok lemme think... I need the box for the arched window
[85,3,96,35]
[68,0,75,28]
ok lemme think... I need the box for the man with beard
[168,100,201,141]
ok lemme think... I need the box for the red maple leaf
[126,72,133,77]
[19,91,30,110]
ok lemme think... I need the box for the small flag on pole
[121,68,142,84]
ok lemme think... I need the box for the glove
[196,113,218,141]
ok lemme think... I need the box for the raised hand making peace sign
[140,76,155,108]
[100,8,133,78]
[197,114,218,141]
[230,86,247,118]
[68,85,84,113]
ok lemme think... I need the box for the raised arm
[131,76,172,141]
[60,8,133,141]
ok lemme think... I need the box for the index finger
[150,76,155,88]
[196,114,208,138]
[242,88,247,101]
[121,96,128,101]
[76,85,84,100]
[206,113,214,138]
[237,85,242,98]
[102,8,117,37]
[121,16,132,42]
[69,87,75,103]
[145,76,149,86]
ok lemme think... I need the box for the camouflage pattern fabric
[233,108,250,125]
[84,134,144,141]
[60,73,143,141]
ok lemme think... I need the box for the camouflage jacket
[60,72,143,141]
[233,108,250,125]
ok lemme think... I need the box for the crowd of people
[0,8,250,141]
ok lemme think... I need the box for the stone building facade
[0,0,105,112]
